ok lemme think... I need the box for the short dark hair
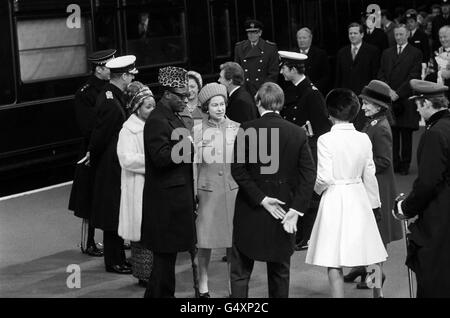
[255,82,284,112]
[348,22,364,34]
[220,62,244,86]
[281,61,306,75]
[416,95,449,109]
[381,9,392,20]
[326,88,360,122]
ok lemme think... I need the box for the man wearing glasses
[234,19,279,97]
[141,66,197,298]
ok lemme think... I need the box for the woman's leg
[198,248,212,294]
[328,267,344,298]
[226,248,232,296]
[372,263,384,298]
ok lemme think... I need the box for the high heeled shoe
[344,267,366,283]
[198,292,210,298]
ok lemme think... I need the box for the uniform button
[218,171,224,176]
[261,51,264,54]
[245,69,248,72]
[258,69,261,72]
[260,60,263,62]
[243,59,247,63]
[246,79,250,81]
[294,106,297,110]
[293,117,296,121]
[256,78,259,81]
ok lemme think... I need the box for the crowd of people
[68,3,450,298]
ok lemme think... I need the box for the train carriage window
[125,6,187,67]
[16,17,92,83]
[0,2,16,105]
[94,8,118,51]
[210,0,233,58]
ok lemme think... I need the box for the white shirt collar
[299,47,310,54]
[294,75,306,87]
[352,42,362,51]
[411,28,417,37]
[398,42,408,51]
[229,86,240,97]
[261,110,280,117]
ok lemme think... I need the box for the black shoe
[124,242,131,250]
[294,240,309,251]
[105,264,132,274]
[344,267,366,283]
[124,258,132,268]
[84,245,104,257]
[222,256,227,262]
[138,279,148,288]
[199,292,210,298]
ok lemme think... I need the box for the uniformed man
[278,51,331,251]
[68,49,115,257]
[393,79,450,298]
[234,19,279,97]
[88,55,138,274]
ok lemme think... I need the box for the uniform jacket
[89,83,127,231]
[378,44,422,129]
[193,117,240,248]
[335,42,380,95]
[141,98,196,253]
[231,112,316,262]
[402,110,450,297]
[234,38,279,96]
[365,28,389,55]
[280,77,331,161]
[117,114,146,242]
[226,86,259,124]
[408,28,430,63]
[68,75,107,219]
[298,46,330,94]
[362,114,403,245]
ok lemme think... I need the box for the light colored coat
[117,114,145,241]
[306,123,387,267]
[193,117,240,248]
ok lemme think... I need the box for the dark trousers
[144,252,177,298]
[103,230,125,267]
[392,127,413,172]
[296,206,318,245]
[230,243,290,298]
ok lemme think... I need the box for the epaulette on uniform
[106,91,114,99]
[235,40,246,46]
[80,84,90,93]
[266,40,276,46]
[310,83,318,91]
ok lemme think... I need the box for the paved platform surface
[0,129,424,298]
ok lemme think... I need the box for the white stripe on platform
[0,181,73,202]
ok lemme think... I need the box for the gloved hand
[392,193,410,221]
[372,208,381,223]
[261,197,286,220]
[281,209,300,234]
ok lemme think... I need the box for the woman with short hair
[305,88,387,298]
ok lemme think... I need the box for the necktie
[352,46,358,60]
[398,45,402,56]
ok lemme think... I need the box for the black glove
[372,208,381,223]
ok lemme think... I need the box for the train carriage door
[93,0,119,52]
[0,1,16,106]
[254,0,275,43]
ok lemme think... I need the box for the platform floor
[0,129,424,298]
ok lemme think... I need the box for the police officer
[393,79,450,297]
[68,49,116,257]
[278,51,331,250]
[88,55,138,274]
[234,19,279,97]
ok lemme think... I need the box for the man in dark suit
[394,79,450,298]
[378,24,423,175]
[381,9,396,48]
[218,61,258,123]
[432,1,450,51]
[296,27,330,94]
[365,25,389,54]
[141,66,196,298]
[279,51,332,250]
[69,49,115,257]
[88,55,139,274]
[234,19,279,97]
[230,82,316,298]
[335,22,380,130]
[406,13,430,75]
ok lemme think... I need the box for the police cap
[88,49,116,66]
[106,55,139,74]
[278,51,308,66]
[405,12,417,21]
[245,19,263,32]
[409,79,448,100]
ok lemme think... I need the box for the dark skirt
[131,242,153,282]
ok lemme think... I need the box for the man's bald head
[439,26,450,49]
[297,27,313,51]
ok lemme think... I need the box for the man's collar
[293,75,306,87]
[229,86,240,97]
[261,110,280,117]
[299,47,310,54]
[352,42,362,50]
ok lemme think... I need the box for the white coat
[306,123,388,268]
[117,114,145,241]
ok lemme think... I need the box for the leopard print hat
[158,66,188,88]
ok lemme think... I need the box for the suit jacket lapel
[393,44,410,68]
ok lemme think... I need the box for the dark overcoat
[364,28,388,54]
[140,99,196,253]
[408,28,430,64]
[226,86,259,124]
[69,75,107,219]
[378,44,422,129]
[89,83,126,231]
[335,42,380,96]
[362,115,403,245]
[402,110,450,298]
[231,112,316,262]
[234,38,279,96]
[280,77,331,161]
[298,45,330,94]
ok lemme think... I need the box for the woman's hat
[187,70,203,89]
[359,80,392,109]
[198,83,228,105]
[126,81,154,113]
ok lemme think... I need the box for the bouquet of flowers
[429,48,450,84]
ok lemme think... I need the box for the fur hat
[126,81,154,113]
[158,66,188,88]
[359,80,392,109]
